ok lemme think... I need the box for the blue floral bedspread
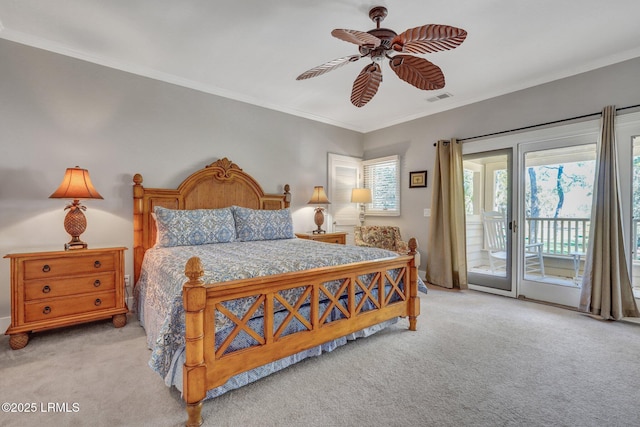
[135,238,426,394]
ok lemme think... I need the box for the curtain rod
[433,103,640,146]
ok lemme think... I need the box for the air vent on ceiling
[427,92,453,102]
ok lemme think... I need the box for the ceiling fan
[296,6,467,107]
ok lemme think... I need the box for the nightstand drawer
[25,291,116,323]
[24,272,116,301]
[23,253,116,280]
[322,236,345,244]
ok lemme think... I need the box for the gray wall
[363,56,640,271]
[0,39,364,324]
[2,35,640,326]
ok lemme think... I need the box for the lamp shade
[49,167,103,200]
[307,186,330,204]
[351,188,372,204]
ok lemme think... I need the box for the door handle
[509,220,517,232]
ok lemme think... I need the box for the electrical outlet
[124,275,130,288]
[424,208,431,217]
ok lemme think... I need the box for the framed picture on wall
[409,170,427,188]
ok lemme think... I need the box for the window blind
[363,155,400,216]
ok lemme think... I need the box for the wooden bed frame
[133,158,420,426]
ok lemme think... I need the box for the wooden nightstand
[295,231,347,245]
[4,247,128,350]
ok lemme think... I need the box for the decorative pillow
[232,206,295,241]
[153,206,236,247]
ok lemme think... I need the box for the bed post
[284,184,291,208]
[132,174,144,284]
[183,257,207,427]
[407,238,420,331]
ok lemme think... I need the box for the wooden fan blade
[332,29,381,48]
[391,24,467,54]
[351,62,382,107]
[389,55,445,90]
[296,55,361,80]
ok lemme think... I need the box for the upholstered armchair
[354,225,420,266]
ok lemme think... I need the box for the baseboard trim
[0,316,10,335]
[126,296,135,313]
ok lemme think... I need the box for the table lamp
[49,166,103,250]
[307,186,331,234]
[351,188,372,226]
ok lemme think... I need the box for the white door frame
[327,153,362,244]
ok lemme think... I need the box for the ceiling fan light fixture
[296,6,466,107]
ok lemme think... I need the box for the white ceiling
[1,1,640,133]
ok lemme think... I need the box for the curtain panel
[426,139,468,289]
[580,105,639,320]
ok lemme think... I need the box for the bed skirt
[165,317,398,400]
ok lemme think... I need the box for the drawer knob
[94,260,102,268]
[42,264,51,273]
[94,298,102,306]
[43,306,51,315]
[93,279,101,287]
[42,285,51,294]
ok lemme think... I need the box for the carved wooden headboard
[132,158,291,283]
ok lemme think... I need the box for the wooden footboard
[182,239,419,426]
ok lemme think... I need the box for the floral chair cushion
[354,226,409,254]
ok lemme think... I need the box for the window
[363,155,400,216]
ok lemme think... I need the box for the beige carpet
[1,287,639,427]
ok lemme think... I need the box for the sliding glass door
[632,136,640,299]
[464,111,640,308]
[464,149,514,293]
[518,143,596,307]
[616,115,640,303]
[463,119,600,305]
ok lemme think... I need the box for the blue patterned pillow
[232,206,295,241]
[153,206,236,247]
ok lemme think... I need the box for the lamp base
[65,238,88,251]
[359,205,366,226]
[63,202,89,251]
[313,207,326,234]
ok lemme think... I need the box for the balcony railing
[525,217,590,256]
[526,217,640,261]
